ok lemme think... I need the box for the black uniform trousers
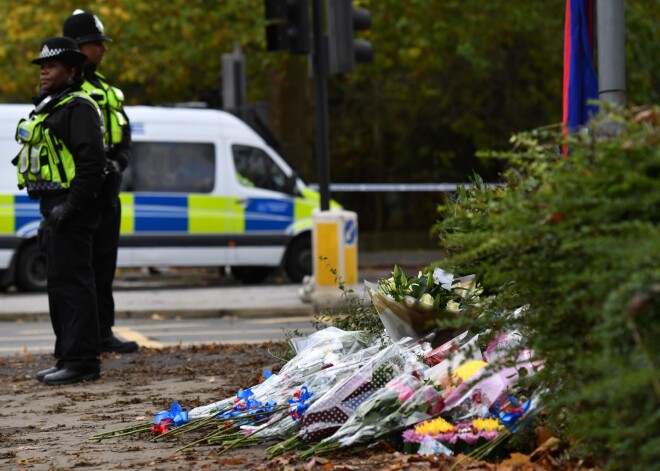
[93,195,121,339]
[41,195,103,373]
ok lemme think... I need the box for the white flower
[419,293,434,306]
[433,268,454,289]
[379,277,396,294]
[458,275,483,298]
[446,300,460,312]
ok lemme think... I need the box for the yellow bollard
[312,209,358,287]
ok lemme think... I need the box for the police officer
[63,10,137,354]
[14,37,106,385]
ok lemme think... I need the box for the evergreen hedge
[432,106,659,469]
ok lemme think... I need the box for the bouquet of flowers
[189,327,375,420]
[302,368,446,457]
[253,342,387,443]
[298,337,427,443]
[402,416,504,455]
[366,266,482,342]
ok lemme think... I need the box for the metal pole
[597,0,626,106]
[311,0,331,211]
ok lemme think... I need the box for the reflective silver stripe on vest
[30,146,40,174]
[18,147,29,173]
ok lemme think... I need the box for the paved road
[0,282,336,356]
[0,283,316,320]
[0,315,318,356]
[0,250,443,356]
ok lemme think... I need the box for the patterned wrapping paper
[299,337,427,443]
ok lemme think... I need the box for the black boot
[101,335,139,353]
[36,366,60,382]
[43,368,100,385]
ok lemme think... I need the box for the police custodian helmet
[63,9,113,44]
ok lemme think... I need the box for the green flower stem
[153,416,212,440]
[88,422,151,440]
[176,428,239,453]
[299,441,341,459]
[176,412,283,452]
[153,407,232,440]
[207,431,245,445]
[265,435,303,458]
[215,413,289,457]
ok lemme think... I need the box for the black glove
[49,201,76,231]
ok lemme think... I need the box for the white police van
[0,104,333,291]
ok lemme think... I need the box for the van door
[230,144,297,232]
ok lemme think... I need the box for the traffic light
[265,0,311,55]
[327,0,373,75]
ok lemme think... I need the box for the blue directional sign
[344,219,356,245]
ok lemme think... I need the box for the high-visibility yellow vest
[13,92,100,192]
[81,72,126,147]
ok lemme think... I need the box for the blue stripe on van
[134,195,188,232]
[15,194,41,230]
[245,198,293,231]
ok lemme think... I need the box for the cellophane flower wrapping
[442,352,541,422]
[423,324,541,423]
[256,342,387,440]
[189,327,376,420]
[299,337,428,443]
[365,281,421,341]
[322,370,446,449]
[423,334,483,386]
[424,330,471,366]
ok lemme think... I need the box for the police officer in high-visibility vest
[14,37,106,385]
[63,10,137,354]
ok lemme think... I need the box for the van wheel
[16,242,47,292]
[285,236,312,283]
[231,266,270,285]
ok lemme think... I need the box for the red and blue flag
[563,0,599,133]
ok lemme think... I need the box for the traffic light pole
[311,0,331,211]
[597,0,626,106]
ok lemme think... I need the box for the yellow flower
[471,418,504,432]
[414,417,453,435]
[454,360,487,381]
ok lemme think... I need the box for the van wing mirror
[286,171,299,195]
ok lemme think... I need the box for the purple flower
[402,429,425,444]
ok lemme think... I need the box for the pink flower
[387,378,416,402]
[402,429,425,444]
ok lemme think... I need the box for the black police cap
[31,36,88,65]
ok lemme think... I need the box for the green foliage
[432,105,660,469]
[1,2,657,239]
[0,0,268,104]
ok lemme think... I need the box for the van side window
[232,145,288,193]
[129,142,215,193]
